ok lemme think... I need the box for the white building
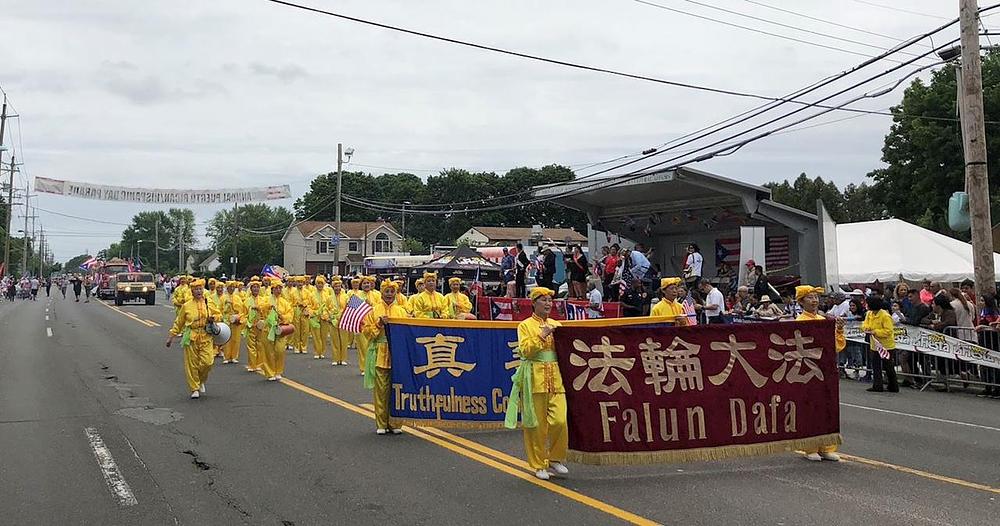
[282,220,403,276]
[456,226,586,248]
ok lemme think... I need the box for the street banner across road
[34,176,291,204]
[385,317,668,428]
[844,321,1000,370]
[555,320,841,465]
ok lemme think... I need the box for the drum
[277,324,295,337]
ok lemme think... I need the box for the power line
[644,0,928,61]
[850,0,947,20]
[742,0,928,46]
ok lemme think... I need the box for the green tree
[765,173,885,223]
[96,208,196,273]
[207,203,293,277]
[868,50,1000,238]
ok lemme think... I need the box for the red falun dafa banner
[554,320,841,465]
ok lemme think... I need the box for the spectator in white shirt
[586,280,603,319]
[828,292,852,318]
[698,280,726,324]
[684,243,704,288]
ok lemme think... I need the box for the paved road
[1,294,998,525]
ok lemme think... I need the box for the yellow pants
[261,335,287,378]
[310,320,330,358]
[246,326,261,371]
[805,445,839,454]
[184,337,215,393]
[373,367,392,430]
[295,312,309,352]
[522,392,568,470]
[331,327,350,363]
[223,324,243,362]
[355,334,369,373]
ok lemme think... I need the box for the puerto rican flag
[262,264,281,279]
[765,235,790,269]
[715,238,740,265]
[490,298,513,321]
[565,302,589,320]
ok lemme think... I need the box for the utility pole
[154,218,160,274]
[178,222,184,274]
[334,143,343,275]
[22,178,33,276]
[959,0,995,296]
[37,225,44,278]
[3,153,14,278]
[232,203,239,277]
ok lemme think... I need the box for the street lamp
[334,144,354,275]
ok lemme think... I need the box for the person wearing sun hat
[651,277,686,326]
[165,278,222,399]
[795,284,845,462]
[261,277,294,381]
[244,276,266,373]
[504,287,569,480]
[222,281,247,364]
[410,272,452,319]
[361,279,410,434]
[444,277,474,319]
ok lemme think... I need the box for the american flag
[715,238,740,265]
[339,295,373,334]
[565,302,589,320]
[765,236,790,269]
[871,334,891,360]
[490,298,513,320]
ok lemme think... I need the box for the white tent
[836,218,1000,283]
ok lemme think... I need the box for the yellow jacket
[207,291,225,319]
[651,299,686,325]
[797,311,847,352]
[361,299,410,368]
[331,289,349,324]
[445,292,472,317]
[253,292,272,328]
[225,292,247,325]
[410,290,452,319]
[267,293,295,325]
[172,284,192,310]
[170,296,222,343]
[307,286,335,321]
[395,292,410,313]
[516,315,565,394]
[861,310,896,350]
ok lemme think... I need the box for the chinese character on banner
[569,337,635,394]
[708,334,768,388]
[505,340,521,370]
[412,334,477,378]
[640,337,704,395]
[768,330,824,384]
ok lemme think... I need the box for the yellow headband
[423,272,438,281]
[448,277,462,286]
[660,277,682,290]
[415,279,424,288]
[529,287,555,301]
[190,278,206,288]
[315,276,326,284]
[380,279,399,292]
[362,275,376,283]
[795,285,824,301]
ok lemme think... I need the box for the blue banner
[386,320,519,428]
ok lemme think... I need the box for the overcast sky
[0,0,978,262]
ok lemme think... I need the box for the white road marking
[45,315,49,321]
[84,427,138,507]
[841,402,1000,433]
[46,327,53,337]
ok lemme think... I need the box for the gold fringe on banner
[567,433,843,466]
[390,418,508,430]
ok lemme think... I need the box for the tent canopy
[836,218,1000,283]
[409,246,503,283]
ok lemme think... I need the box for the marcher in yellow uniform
[296,276,313,354]
[409,272,452,319]
[165,279,221,399]
[329,277,351,366]
[504,287,568,480]
[444,277,474,319]
[651,277,687,326]
[261,278,294,381]
[307,276,334,360]
[361,279,409,434]
[223,281,246,364]
[172,275,192,315]
[244,277,265,373]
[796,285,846,462]
[394,279,410,313]
[209,280,227,358]
[353,276,377,374]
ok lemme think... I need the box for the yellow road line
[839,453,1000,495]
[282,378,659,526]
[97,300,157,328]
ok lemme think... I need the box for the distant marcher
[44,277,51,297]
[71,275,82,302]
[30,277,39,300]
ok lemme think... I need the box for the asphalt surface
[1,292,998,525]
